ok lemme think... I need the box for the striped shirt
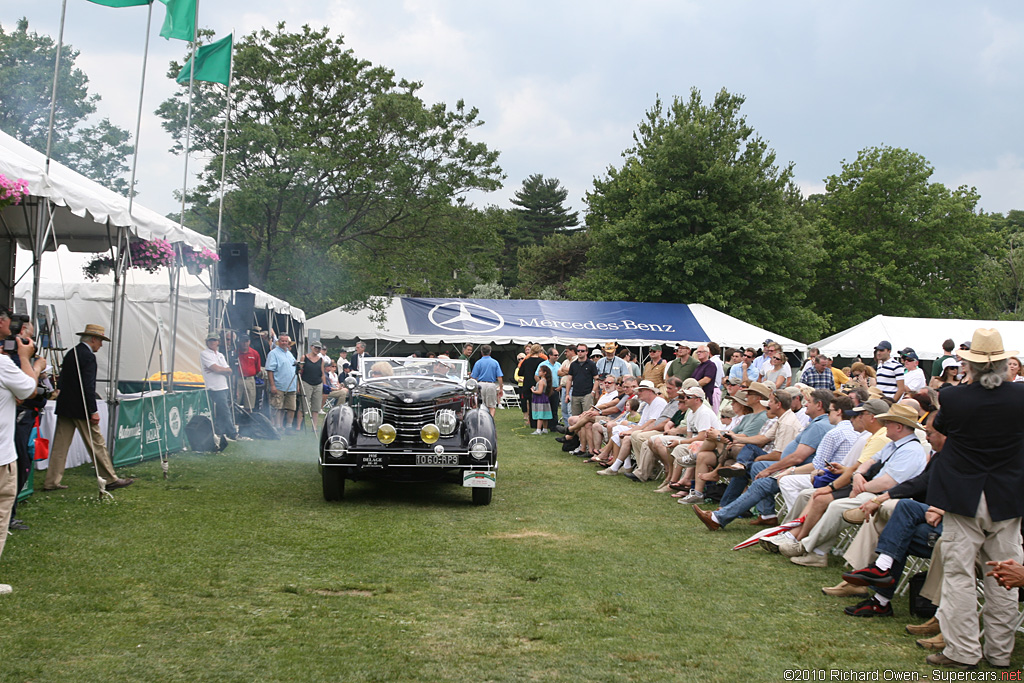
[876,358,904,398]
[812,420,861,470]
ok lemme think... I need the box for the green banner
[111,390,209,467]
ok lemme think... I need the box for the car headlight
[465,378,478,391]
[435,409,457,436]
[421,424,440,444]
[326,435,348,457]
[377,424,396,444]
[344,375,358,389]
[469,437,490,460]
[361,407,383,434]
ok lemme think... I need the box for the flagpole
[168,0,201,394]
[31,0,68,332]
[108,0,155,446]
[209,32,232,333]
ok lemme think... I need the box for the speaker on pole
[228,291,256,332]
[218,243,249,291]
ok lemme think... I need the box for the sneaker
[791,552,828,568]
[778,541,806,558]
[843,596,894,618]
[531,429,543,435]
[842,565,895,588]
[759,536,786,553]
[0,584,11,595]
[8,519,28,531]
[842,508,867,524]
[236,436,253,441]
[822,581,870,598]
[541,429,549,434]
[925,653,975,670]
[678,491,705,504]
[596,467,619,476]
[569,448,582,455]
[619,465,633,474]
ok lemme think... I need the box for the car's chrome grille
[382,403,436,442]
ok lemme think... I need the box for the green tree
[976,210,1024,318]
[496,174,578,290]
[512,230,591,300]
[0,19,132,192]
[572,88,825,340]
[157,23,502,310]
[811,146,996,331]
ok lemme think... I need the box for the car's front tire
[471,487,492,506]
[322,467,345,502]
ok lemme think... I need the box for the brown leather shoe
[916,633,945,651]
[905,616,940,636]
[107,478,135,490]
[692,505,720,531]
[750,516,779,526]
[925,653,975,670]
[43,484,69,491]
[842,508,867,524]
[821,581,870,598]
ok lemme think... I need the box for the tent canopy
[811,314,1024,361]
[0,130,215,253]
[307,298,806,352]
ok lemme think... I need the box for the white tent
[14,248,305,383]
[306,298,806,353]
[811,314,1024,361]
[0,130,214,253]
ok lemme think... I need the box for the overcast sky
[12,1,1024,221]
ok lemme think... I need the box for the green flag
[158,0,196,41]
[86,0,152,7]
[176,34,232,85]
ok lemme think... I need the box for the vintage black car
[318,357,497,505]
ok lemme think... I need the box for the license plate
[360,453,387,468]
[463,470,496,488]
[415,453,458,466]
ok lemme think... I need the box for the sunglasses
[744,354,755,359]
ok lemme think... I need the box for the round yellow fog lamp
[377,424,397,444]
[420,423,440,444]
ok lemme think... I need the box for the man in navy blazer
[44,324,133,492]
[927,328,1024,670]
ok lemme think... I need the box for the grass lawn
[1,409,1019,682]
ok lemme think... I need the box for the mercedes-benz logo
[427,302,504,333]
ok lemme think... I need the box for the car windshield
[360,357,468,381]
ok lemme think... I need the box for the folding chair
[500,384,521,410]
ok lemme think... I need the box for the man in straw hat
[925,328,1024,670]
[44,324,133,491]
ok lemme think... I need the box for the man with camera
[0,307,44,594]
[8,318,52,531]
[44,324,133,491]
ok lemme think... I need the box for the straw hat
[875,403,920,429]
[958,328,1017,364]
[747,381,772,399]
[602,341,618,352]
[77,323,111,341]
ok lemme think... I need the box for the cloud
[951,154,1024,215]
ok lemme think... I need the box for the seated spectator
[775,404,927,567]
[849,362,877,389]
[596,380,669,475]
[569,375,629,456]
[931,357,962,390]
[662,388,723,491]
[761,346,792,390]
[897,348,927,399]
[729,348,758,387]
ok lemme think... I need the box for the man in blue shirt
[470,345,503,417]
[265,334,299,430]
[693,389,836,530]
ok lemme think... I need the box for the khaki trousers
[239,376,256,411]
[0,462,16,561]
[842,498,899,569]
[44,416,118,489]
[936,494,1022,667]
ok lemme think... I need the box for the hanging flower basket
[128,238,176,273]
[0,173,29,209]
[179,246,220,275]
[83,256,116,280]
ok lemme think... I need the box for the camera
[1,314,30,355]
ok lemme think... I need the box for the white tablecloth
[36,402,112,471]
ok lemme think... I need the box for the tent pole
[167,245,183,392]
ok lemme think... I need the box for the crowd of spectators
[506,333,1024,672]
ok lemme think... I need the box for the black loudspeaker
[218,242,249,290]
[228,291,256,331]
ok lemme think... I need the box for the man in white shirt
[598,380,666,475]
[896,348,926,399]
[200,332,238,447]
[0,309,42,595]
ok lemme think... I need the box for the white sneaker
[0,584,11,595]
[569,448,581,455]
[541,429,549,434]
[678,491,705,504]
[778,541,806,558]
[619,465,633,474]
[531,429,543,435]
[597,467,619,475]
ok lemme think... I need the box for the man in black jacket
[926,328,1024,670]
[43,324,133,491]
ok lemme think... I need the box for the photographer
[0,307,42,595]
[10,319,51,531]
